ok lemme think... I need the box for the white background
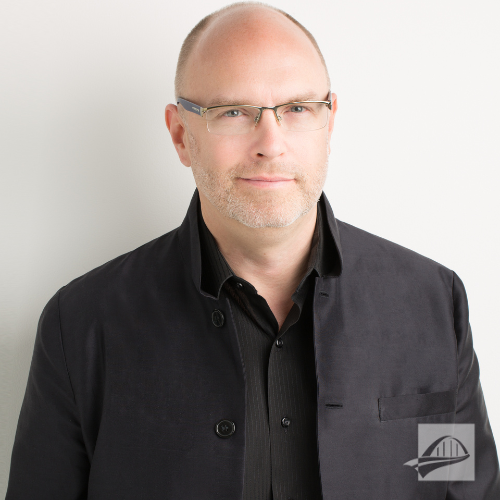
[1,0,499,494]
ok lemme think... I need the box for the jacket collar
[177,188,343,300]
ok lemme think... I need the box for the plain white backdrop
[1,0,499,494]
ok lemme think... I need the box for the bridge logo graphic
[403,424,475,481]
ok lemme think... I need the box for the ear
[327,93,338,154]
[165,104,192,167]
[328,93,338,139]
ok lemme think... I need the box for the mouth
[238,177,295,189]
[242,176,294,182]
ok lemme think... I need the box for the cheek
[201,136,248,171]
[286,133,329,165]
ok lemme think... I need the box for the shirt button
[212,309,225,327]
[215,419,236,438]
[235,282,244,289]
[281,417,291,428]
[276,338,283,348]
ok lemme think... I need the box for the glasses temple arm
[177,98,206,116]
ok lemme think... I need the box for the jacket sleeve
[6,289,90,499]
[445,272,500,499]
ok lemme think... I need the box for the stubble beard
[187,129,329,229]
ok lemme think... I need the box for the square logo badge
[404,423,475,481]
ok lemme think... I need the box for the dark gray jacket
[6,189,500,499]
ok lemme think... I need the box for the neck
[199,191,318,294]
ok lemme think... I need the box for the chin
[226,199,313,229]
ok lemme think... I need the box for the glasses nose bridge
[255,105,282,125]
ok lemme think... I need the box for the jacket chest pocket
[378,389,456,422]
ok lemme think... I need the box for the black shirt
[198,196,337,500]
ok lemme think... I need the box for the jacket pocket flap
[378,390,456,421]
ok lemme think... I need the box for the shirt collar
[177,188,343,300]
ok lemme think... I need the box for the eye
[222,109,244,118]
[207,106,256,123]
[281,104,313,115]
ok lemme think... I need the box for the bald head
[165,1,338,233]
[174,2,330,99]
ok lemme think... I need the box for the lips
[238,177,294,189]
[242,177,293,181]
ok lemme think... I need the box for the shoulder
[57,226,182,312]
[336,218,455,291]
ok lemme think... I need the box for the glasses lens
[205,106,260,135]
[204,102,329,135]
[277,102,329,131]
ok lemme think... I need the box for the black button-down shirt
[198,196,338,500]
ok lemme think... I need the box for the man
[6,2,500,499]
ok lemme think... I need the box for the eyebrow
[204,91,322,108]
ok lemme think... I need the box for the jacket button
[215,419,235,438]
[281,417,291,428]
[212,309,225,327]
[276,338,283,348]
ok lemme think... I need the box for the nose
[250,108,286,160]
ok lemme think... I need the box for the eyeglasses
[176,91,332,136]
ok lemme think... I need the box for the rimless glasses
[176,91,332,136]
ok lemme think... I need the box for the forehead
[183,7,328,105]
